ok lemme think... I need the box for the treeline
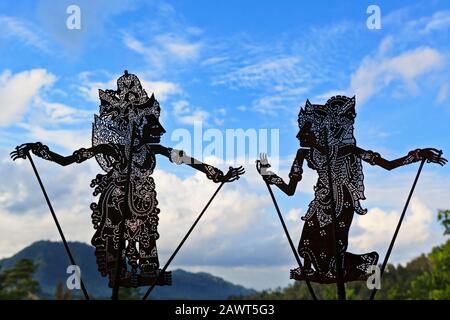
[0,258,141,300]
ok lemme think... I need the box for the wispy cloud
[350,44,445,104]
[208,21,359,115]
[213,57,304,89]
[172,100,209,125]
[436,82,449,103]
[123,32,202,71]
[423,10,450,33]
[0,15,48,52]
[156,34,202,60]
[32,99,93,126]
[0,69,56,127]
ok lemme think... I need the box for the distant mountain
[0,241,256,299]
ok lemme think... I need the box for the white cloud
[287,208,301,222]
[0,206,93,258]
[141,80,182,102]
[423,10,450,33]
[41,102,91,124]
[154,169,265,249]
[214,57,303,89]
[349,198,434,263]
[202,56,229,66]
[18,124,91,152]
[0,69,56,127]
[172,100,209,125]
[0,152,97,257]
[123,34,165,70]
[0,15,47,51]
[350,45,445,104]
[78,72,116,103]
[212,56,313,114]
[156,34,201,60]
[123,32,201,70]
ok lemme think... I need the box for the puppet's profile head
[297,95,356,147]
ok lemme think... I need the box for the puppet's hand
[219,166,245,183]
[10,143,39,161]
[418,148,447,166]
[258,153,273,176]
[257,153,283,185]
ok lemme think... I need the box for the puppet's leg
[338,192,379,282]
[90,190,127,280]
[138,218,172,286]
[294,206,326,281]
[296,202,351,283]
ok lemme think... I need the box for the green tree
[408,210,450,299]
[118,287,140,300]
[0,259,40,299]
[409,240,450,299]
[438,210,450,235]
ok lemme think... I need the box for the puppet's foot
[139,269,172,286]
[290,267,316,280]
[344,251,380,282]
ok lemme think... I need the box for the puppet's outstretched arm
[11,142,118,166]
[257,149,307,196]
[152,145,245,183]
[349,146,447,170]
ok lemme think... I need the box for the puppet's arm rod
[369,159,426,300]
[23,152,90,300]
[257,160,318,300]
[142,169,233,300]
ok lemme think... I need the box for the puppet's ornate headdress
[298,95,356,146]
[92,71,160,171]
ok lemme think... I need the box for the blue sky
[0,0,449,292]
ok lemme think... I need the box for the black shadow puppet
[11,71,244,292]
[257,95,446,286]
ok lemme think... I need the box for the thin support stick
[142,182,225,300]
[264,182,318,300]
[369,159,426,300]
[26,153,90,300]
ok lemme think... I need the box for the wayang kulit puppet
[257,95,446,299]
[11,71,244,299]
